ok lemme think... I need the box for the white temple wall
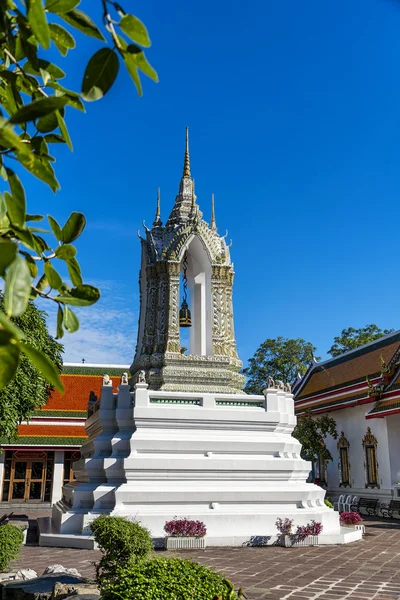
[387,414,400,485]
[321,405,392,502]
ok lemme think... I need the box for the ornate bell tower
[130,129,245,393]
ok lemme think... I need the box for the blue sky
[27,0,400,365]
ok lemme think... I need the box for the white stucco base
[40,383,362,548]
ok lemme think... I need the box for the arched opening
[179,235,212,356]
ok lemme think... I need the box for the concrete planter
[166,536,206,550]
[342,523,365,534]
[282,535,319,547]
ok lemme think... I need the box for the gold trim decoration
[337,432,351,488]
[362,427,379,489]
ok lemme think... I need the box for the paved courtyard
[5,513,400,599]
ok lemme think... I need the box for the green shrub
[90,516,153,583]
[101,557,241,600]
[0,524,24,571]
[324,498,334,509]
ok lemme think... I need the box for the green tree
[0,0,157,393]
[243,337,318,395]
[0,294,63,440]
[328,325,394,357]
[293,410,338,462]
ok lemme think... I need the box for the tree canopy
[293,410,338,462]
[328,324,394,357]
[0,0,157,394]
[243,337,318,395]
[0,294,63,440]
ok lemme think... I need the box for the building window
[337,432,351,487]
[313,453,327,487]
[362,427,379,489]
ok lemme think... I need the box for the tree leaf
[55,244,76,259]
[25,59,66,80]
[56,304,64,339]
[4,255,32,317]
[47,82,85,112]
[20,251,38,278]
[49,22,76,56]
[48,215,62,240]
[127,45,158,82]
[0,194,6,219]
[55,284,100,306]
[36,111,59,133]
[0,310,25,340]
[18,341,64,392]
[120,14,151,47]
[46,0,80,14]
[27,0,50,49]
[122,51,142,97]
[26,213,44,221]
[117,35,142,96]
[0,333,20,391]
[67,256,82,286]
[10,96,68,124]
[55,110,72,150]
[5,169,25,227]
[12,226,36,252]
[44,261,62,290]
[60,9,105,41]
[36,273,48,292]
[17,149,60,192]
[0,241,17,275]
[63,305,79,333]
[81,48,119,102]
[61,212,85,243]
[44,133,65,143]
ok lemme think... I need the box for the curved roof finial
[210,193,217,231]
[183,126,191,178]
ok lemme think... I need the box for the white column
[51,451,64,504]
[194,272,206,355]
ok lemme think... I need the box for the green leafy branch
[0,0,158,396]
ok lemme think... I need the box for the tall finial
[183,126,191,178]
[210,193,217,231]
[153,187,162,227]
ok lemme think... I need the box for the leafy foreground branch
[0,0,158,399]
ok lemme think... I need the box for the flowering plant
[340,511,363,526]
[295,520,323,540]
[164,518,207,538]
[275,518,294,536]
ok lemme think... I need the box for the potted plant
[164,518,207,550]
[340,511,364,533]
[276,518,322,547]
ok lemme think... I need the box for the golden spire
[182,126,191,178]
[210,193,217,231]
[153,187,162,227]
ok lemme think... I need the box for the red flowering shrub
[340,512,363,526]
[295,520,323,539]
[164,519,207,537]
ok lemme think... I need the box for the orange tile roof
[17,424,87,438]
[45,374,120,412]
[297,336,400,400]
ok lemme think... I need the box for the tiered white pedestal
[38,383,362,548]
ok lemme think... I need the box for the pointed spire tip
[183,126,191,178]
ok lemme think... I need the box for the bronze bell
[179,298,192,327]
